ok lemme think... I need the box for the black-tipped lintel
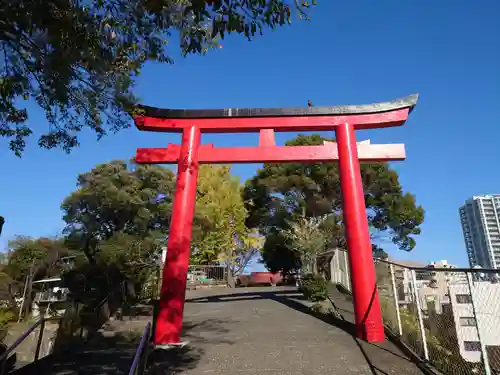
[135,94,418,119]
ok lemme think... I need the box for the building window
[456,294,473,304]
[464,341,481,352]
[459,317,477,326]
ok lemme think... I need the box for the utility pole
[24,262,34,320]
[18,261,34,322]
[18,274,29,322]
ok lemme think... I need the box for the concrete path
[148,286,424,375]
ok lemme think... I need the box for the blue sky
[1,1,499,269]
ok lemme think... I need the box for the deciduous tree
[243,134,425,273]
[61,161,260,272]
[1,0,317,155]
[191,165,261,273]
[6,236,70,282]
[282,216,327,274]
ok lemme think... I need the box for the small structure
[31,277,70,319]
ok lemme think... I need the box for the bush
[300,274,329,302]
[0,308,17,329]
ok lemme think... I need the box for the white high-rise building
[459,195,500,269]
[448,280,500,365]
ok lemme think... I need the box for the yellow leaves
[192,165,255,263]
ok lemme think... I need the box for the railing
[330,248,500,375]
[34,289,69,303]
[128,322,152,375]
[187,265,227,288]
[0,316,58,375]
[0,280,134,374]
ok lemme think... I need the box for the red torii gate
[133,94,418,346]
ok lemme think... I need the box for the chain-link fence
[374,258,500,375]
[330,250,500,375]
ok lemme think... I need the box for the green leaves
[299,273,328,302]
[61,160,176,259]
[6,236,71,282]
[283,215,326,253]
[244,134,425,273]
[282,216,328,274]
[98,232,164,285]
[61,161,259,274]
[1,0,318,155]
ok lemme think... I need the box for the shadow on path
[148,318,237,375]
[11,330,144,375]
[188,288,424,375]
[10,316,233,375]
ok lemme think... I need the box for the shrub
[0,308,16,329]
[300,274,329,302]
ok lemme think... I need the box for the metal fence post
[390,264,403,336]
[411,269,429,361]
[466,272,491,375]
[34,318,45,361]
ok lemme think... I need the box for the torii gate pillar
[152,126,201,347]
[133,94,418,346]
[336,121,382,340]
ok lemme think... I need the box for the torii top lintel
[133,94,418,133]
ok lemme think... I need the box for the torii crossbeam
[133,94,418,347]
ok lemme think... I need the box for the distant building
[390,260,425,304]
[31,277,70,318]
[29,255,76,319]
[416,260,458,314]
[448,279,500,367]
[459,195,500,269]
[391,259,457,312]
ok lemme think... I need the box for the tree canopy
[282,216,327,274]
[192,165,247,262]
[61,159,176,260]
[0,161,262,306]
[243,134,425,274]
[6,236,72,282]
[1,160,268,320]
[1,0,317,155]
[61,160,260,274]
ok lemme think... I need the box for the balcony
[34,289,69,303]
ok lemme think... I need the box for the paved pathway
[148,286,424,375]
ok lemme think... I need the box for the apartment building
[448,279,500,365]
[416,260,460,314]
[392,260,457,313]
[460,195,500,269]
